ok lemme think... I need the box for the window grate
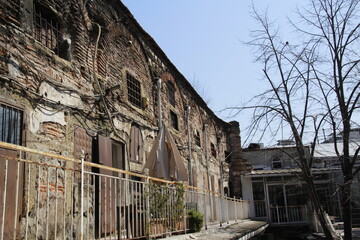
[166,81,176,107]
[0,103,23,145]
[33,2,61,55]
[127,73,142,108]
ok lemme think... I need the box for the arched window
[130,125,143,163]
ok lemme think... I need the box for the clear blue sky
[121,0,301,146]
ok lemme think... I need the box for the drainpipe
[204,124,213,221]
[187,106,193,186]
[157,78,162,130]
[204,124,211,192]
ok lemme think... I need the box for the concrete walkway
[159,220,268,240]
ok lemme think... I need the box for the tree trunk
[342,176,352,240]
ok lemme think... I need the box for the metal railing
[269,205,307,224]
[0,141,250,239]
[254,200,267,218]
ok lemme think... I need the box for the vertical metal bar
[98,176,102,240]
[87,173,90,239]
[13,150,21,240]
[70,172,74,239]
[46,167,50,240]
[25,162,31,240]
[203,191,207,230]
[80,151,85,240]
[0,159,9,240]
[134,182,137,238]
[114,178,118,240]
[63,170,67,240]
[109,177,112,239]
[35,166,40,240]
[55,168,59,240]
[144,170,150,239]
[119,178,123,240]
[234,197,237,222]
[104,177,107,239]
[131,181,134,238]
[92,174,96,239]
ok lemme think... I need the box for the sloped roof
[243,167,341,177]
[314,142,360,158]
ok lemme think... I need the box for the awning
[143,123,188,181]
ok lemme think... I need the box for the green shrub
[188,209,204,232]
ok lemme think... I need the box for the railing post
[0,158,8,240]
[276,205,280,223]
[80,150,85,240]
[144,169,151,239]
[219,194,222,227]
[233,197,237,222]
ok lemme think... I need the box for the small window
[210,142,217,158]
[0,103,23,145]
[194,129,201,147]
[33,2,62,55]
[272,157,282,169]
[169,110,178,130]
[126,73,142,108]
[166,81,176,107]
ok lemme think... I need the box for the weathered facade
[0,0,247,238]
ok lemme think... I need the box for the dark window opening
[0,103,23,145]
[126,73,142,108]
[272,158,282,169]
[224,151,231,163]
[194,129,201,147]
[33,2,62,56]
[166,81,176,107]
[170,110,178,130]
[210,142,217,158]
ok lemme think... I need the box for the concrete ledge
[159,220,268,240]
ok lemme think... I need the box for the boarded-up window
[73,126,93,162]
[130,125,143,163]
[94,135,125,235]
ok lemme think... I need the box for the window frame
[194,129,201,147]
[32,2,62,55]
[169,110,179,130]
[0,101,24,145]
[126,72,142,109]
[166,81,176,107]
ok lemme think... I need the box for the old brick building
[0,0,248,238]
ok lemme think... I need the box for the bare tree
[226,0,359,239]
